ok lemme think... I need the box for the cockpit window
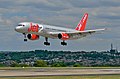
[18,24,25,26]
[18,24,22,26]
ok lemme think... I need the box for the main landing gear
[61,40,67,46]
[23,33,27,42]
[43,37,67,46]
[44,37,50,46]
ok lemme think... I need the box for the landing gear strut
[61,40,67,46]
[44,37,50,46]
[23,33,27,42]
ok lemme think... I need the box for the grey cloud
[68,0,120,8]
[14,0,70,11]
[97,14,120,20]
[100,0,120,7]
[68,0,101,8]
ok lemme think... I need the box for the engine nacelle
[27,34,39,40]
[58,33,70,40]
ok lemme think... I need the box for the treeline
[0,60,119,67]
[1,60,82,67]
[0,50,120,67]
[0,60,82,67]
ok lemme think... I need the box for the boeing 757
[15,13,105,46]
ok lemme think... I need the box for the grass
[0,67,120,70]
[0,75,120,79]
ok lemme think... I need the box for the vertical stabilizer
[75,13,88,31]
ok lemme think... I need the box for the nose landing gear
[23,33,27,42]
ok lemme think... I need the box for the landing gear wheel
[44,42,50,46]
[44,37,50,46]
[61,41,67,46]
[24,39,27,42]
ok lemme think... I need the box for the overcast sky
[0,0,120,51]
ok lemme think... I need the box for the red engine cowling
[58,33,70,40]
[27,34,39,40]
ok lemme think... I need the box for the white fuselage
[15,22,81,40]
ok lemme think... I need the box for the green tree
[73,63,81,67]
[51,63,61,67]
[11,62,20,67]
[20,64,30,67]
[34,60,48,67]
[51,62,67,67]
[0,63,6,67]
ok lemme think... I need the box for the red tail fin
[75,13,88,31]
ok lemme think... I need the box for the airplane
[15,13,105,46]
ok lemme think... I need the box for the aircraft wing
[48,28,105,39]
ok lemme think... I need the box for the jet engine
[27,34,39,40]
[58,33,70,40]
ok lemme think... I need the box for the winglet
[75,13,88,31]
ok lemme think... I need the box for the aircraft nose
[15,26,22,32]
[15,27,19,32]
[15,27,17,31]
